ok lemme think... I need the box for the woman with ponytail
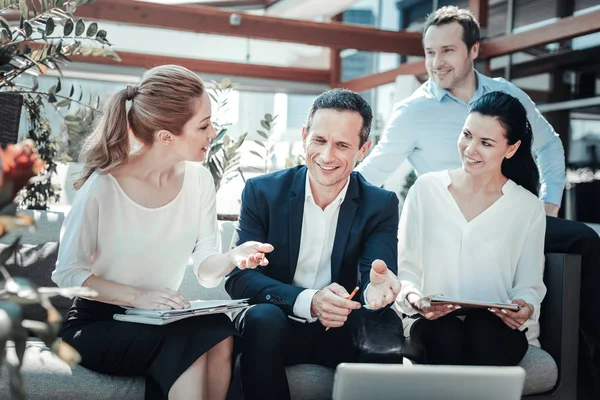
[52,65,273,400]
[395,91,546,366]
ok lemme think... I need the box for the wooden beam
[69,51,330,83]
[469,0,488,29]
[340,61,426,93]
[190,0,267,7]
[491,46,600,79]
[481,9,600,58]
[74,0,424,55]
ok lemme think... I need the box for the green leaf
[256,130,268,139]
[95,29,107,41]
[254,140,266,149]
[57,99,70,107]
[69,84,74,97]
[265,113,273,122]
[41,0,47,12]
[45,17,55,36]
[56,0,65,7]
[86,22,98,37]
[48,92,57,103]
[32,77,39,91]
[23,20,32,37]
[0,17,11,39]
[0,28,8,43]
[56,78,61,93]
[63,18,74,36]
[75,18,85,36]
[260,120,270,130]
[249,150,263,160]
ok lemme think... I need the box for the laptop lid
[332,363,526,400]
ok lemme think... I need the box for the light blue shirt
[356,70,566,206]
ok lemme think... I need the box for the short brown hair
[423,6,480,51]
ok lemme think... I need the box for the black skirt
[61,297,238,400]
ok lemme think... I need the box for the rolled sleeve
[504,82,566,206]
[191,166,222,288]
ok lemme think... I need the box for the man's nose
[320,143,334,161]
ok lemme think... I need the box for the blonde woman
[52,65,273,400]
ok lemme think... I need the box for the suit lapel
[288,167,307,281]
[330,174,359,283]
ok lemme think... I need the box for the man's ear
[357,140,372,162]
[505,140,521,159]
[470,41,480,60]
[301,125,309,143]
[157,130,173,145]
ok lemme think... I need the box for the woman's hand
[407,292,460,320]
[489,299,534,329]
[132,288,190,310]
[229,241,274,270]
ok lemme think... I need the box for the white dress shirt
[52,162,222,292]
[291,173,350,322]
[395,171,547,345]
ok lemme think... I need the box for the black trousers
[236,303,403,400]
[410,309,529,366]
[545,216,600,398]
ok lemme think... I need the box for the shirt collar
[429,69,492,104]
[305,172,350,207]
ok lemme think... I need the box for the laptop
[332,363,526,400]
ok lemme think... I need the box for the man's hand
[310,283,361,329]
[543,202,559,217]
[365,259,401,310]
[406,293,460,320]
[229,242,274,269]
[489,299,534,329]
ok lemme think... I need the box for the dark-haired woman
[395,91,546,366]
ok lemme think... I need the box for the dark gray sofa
[0,211,582,399]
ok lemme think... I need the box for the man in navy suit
[225,89,403,400]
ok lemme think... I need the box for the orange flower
[0,139,45,200]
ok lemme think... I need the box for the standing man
[226,89,403,400]
[356,5,600,397]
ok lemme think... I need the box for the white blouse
[52,162,222,292]
[395,171,547,345]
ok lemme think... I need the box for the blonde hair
[74,64,206,189]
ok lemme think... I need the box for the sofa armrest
[538,253,581,398]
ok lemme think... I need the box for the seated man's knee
[241,304,289,341]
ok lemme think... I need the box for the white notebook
[114,299,250,325]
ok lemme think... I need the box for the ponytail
[501,119,539,196]
[73,65,206,190]
[74,89,131,190]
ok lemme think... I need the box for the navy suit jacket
[225,166,399,316]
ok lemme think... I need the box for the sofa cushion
[1,341,144,400]
[1,341,335,400]
[0,242,71,321]
[521,345,558,395]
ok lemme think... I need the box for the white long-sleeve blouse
[395,171,547,345]
[52,162,222,292]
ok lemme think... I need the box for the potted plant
[1,0,119,210]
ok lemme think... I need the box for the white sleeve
[52,176,99,288]
[190,165,222,288]
[395,184,423,316]
[356,102,417,187]
[292,289,319,322]
[509,204,547,328]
